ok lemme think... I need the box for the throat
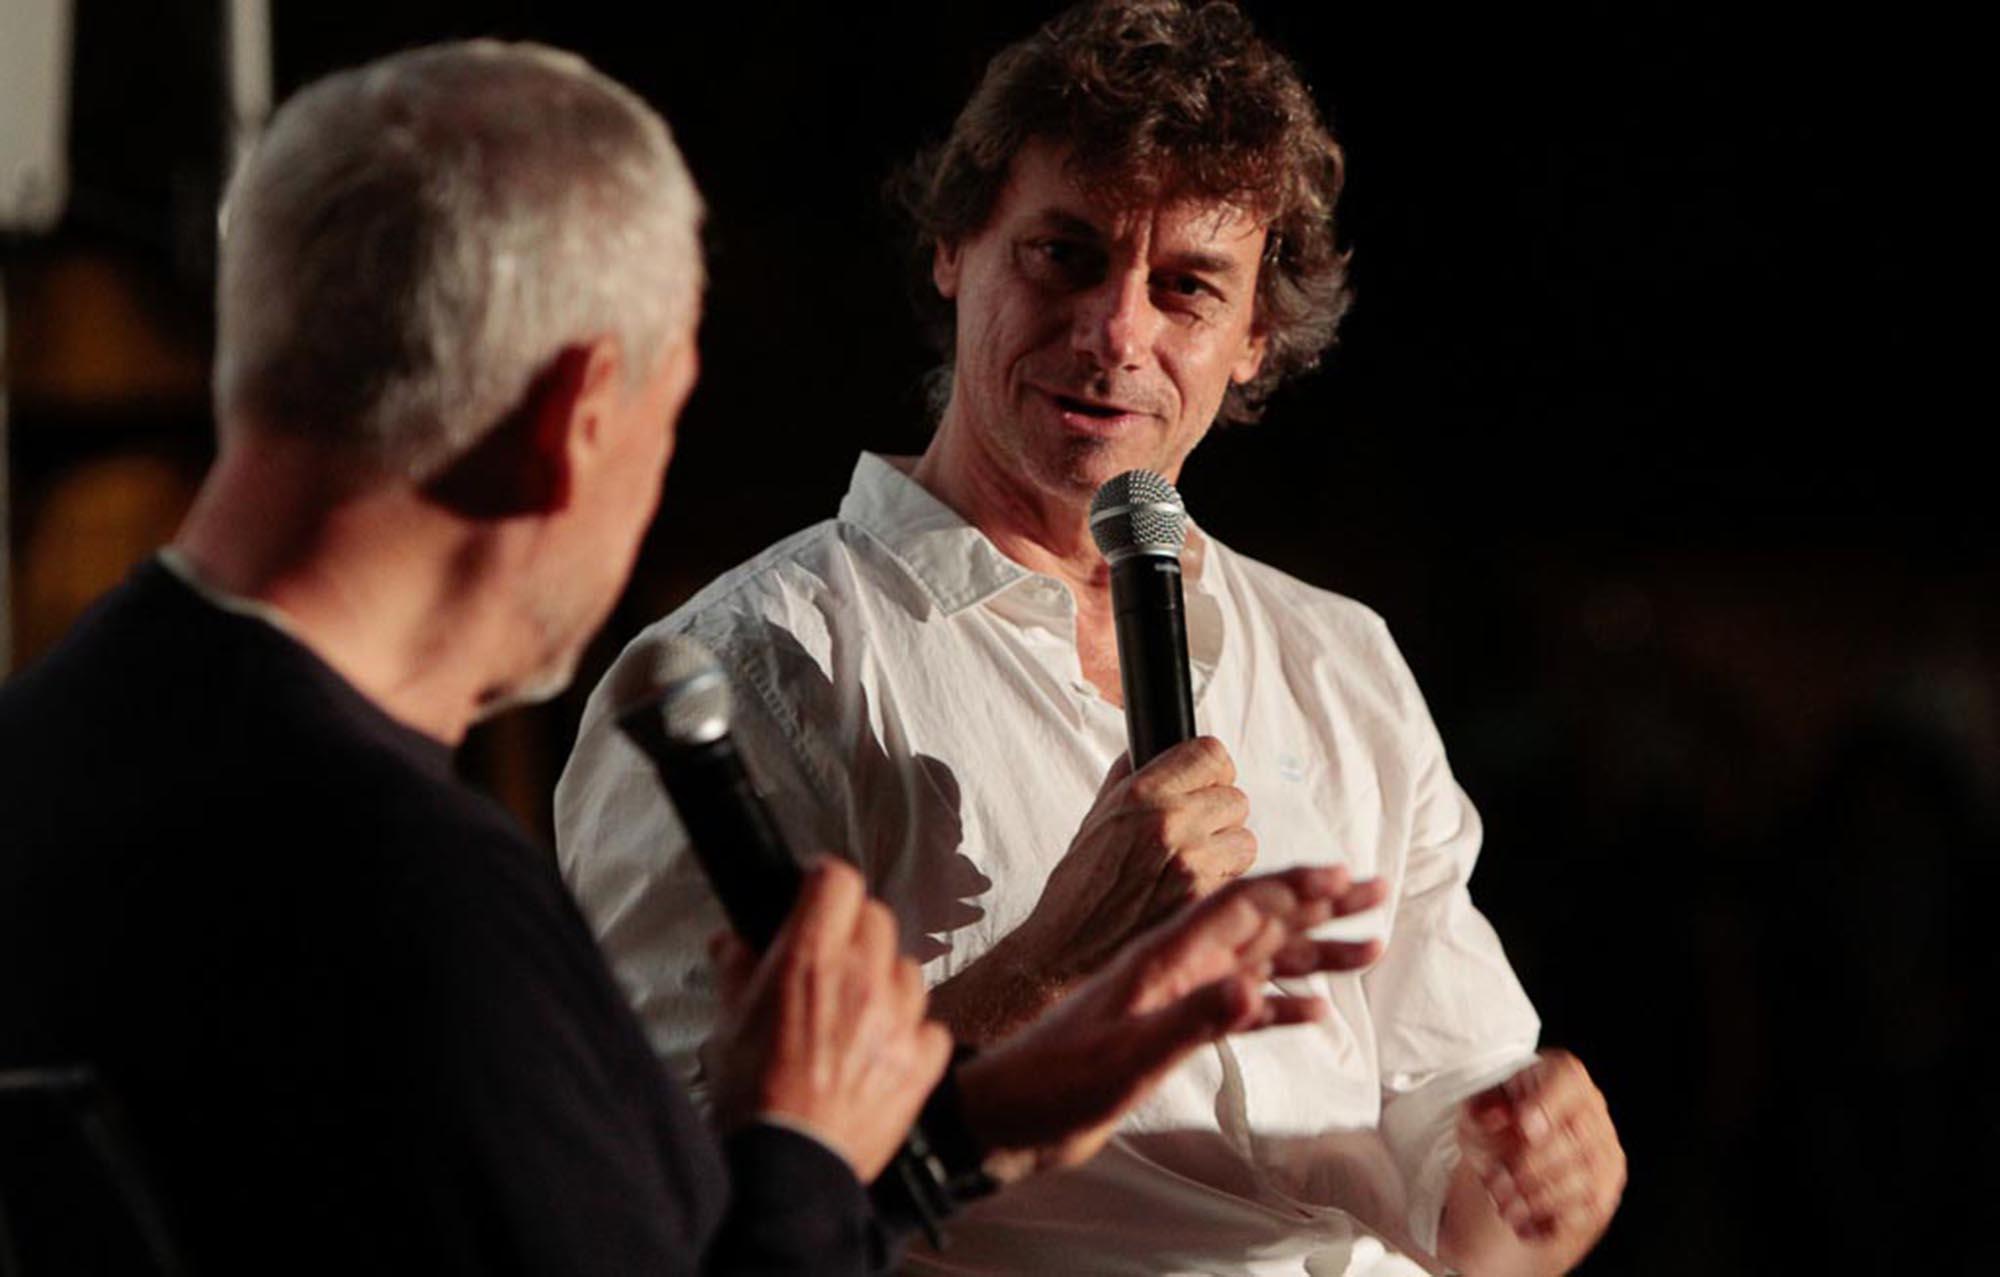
[1075,608,1125,707]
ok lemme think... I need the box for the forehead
[991,139,1267,257]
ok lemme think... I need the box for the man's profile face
[933,140,1269,502]
[503,322,700,713]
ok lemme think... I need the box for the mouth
[1052,393,1126,418]
[1039,387,1147,429]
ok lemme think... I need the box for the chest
[833,605,1404,981]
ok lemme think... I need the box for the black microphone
[609,639,801,950]
[611,636,993,1242]
[1089,470,1196,768]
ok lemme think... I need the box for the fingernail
[1521,1107,1550,1141]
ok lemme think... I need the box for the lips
[1035,385,1152,429]
[1051,392,1131,419]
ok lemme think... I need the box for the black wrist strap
[918,1045,1000,1206]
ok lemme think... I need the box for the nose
[1071,268,1158,373]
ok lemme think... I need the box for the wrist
[997,916,1089,993]
[949,1050,1043,1187]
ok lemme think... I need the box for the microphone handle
[629,724,802,950]
[616,710,971,1242]
[1109,552,1197,768]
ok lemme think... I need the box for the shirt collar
[157,546,306,642]
[838,452,1034,616]
[836,453,1225,695]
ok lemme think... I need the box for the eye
[1019,237,1104,287]
[1153,273,1222,313]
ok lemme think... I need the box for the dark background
[4,2,1987,1272]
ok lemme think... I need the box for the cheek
[1172,327,1257,409]
[961,267,1060,369]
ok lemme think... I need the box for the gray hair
[214,41,704,481]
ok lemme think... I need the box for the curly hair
[892,0,1350,423]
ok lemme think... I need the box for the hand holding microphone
[611,640,980,1236]
[1006,472,1259,990]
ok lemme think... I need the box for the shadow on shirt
[752,621,992,964]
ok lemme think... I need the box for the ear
[425,339,619,519]
[543,337,626,481]
[1230,228,1276,388]
[932,238,964,300]
[1230,326,1269,388]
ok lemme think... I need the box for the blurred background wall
[2,2,1986,1271]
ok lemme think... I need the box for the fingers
[1269,935,1384,977]
[1119,973,1265,1081]
[1328,873,1388,916]
[1138,865,1300,975]
[1146,826,1258,914]
[1462,1050,1626,1241]
[1253,993,1330,1028]
[1184,865,1385,965]
[779,856,866,968]
[840,892,903,1021]
[707,929,759,1010]
[734,858,956,1182]
[1121,863,1385,1020]
[1128,735,1236,801]
[1095,749,1135,793]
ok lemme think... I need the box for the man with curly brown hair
[558,3,1624,1273]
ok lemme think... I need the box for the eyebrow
[1023,209,1249,283]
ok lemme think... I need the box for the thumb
[707,928,759,1012]
[1097,749,1135,793]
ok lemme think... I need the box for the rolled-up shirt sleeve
[1363,624,1541,1253]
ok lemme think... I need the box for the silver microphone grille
[609,634,732,746]
[1089,469,1187,561]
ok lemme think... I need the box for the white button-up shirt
[556,454,1539,1276]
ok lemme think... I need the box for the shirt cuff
[1380,1050,1539,1254]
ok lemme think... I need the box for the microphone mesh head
[1089,469,1187,560]
[610,634,732,746]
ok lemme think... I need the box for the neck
[911,408,1115,604]
[171,432,520,745]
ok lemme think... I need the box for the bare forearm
[1437,1158,1596,1277]
[925,928,1077,1045]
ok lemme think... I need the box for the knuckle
[1218,892,1261,932]
[820,856,862,894]
[861,902,896,949]
[1194,735,1234,780]
[1509,1162,1543,1198]
[1222,785,1251,823]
